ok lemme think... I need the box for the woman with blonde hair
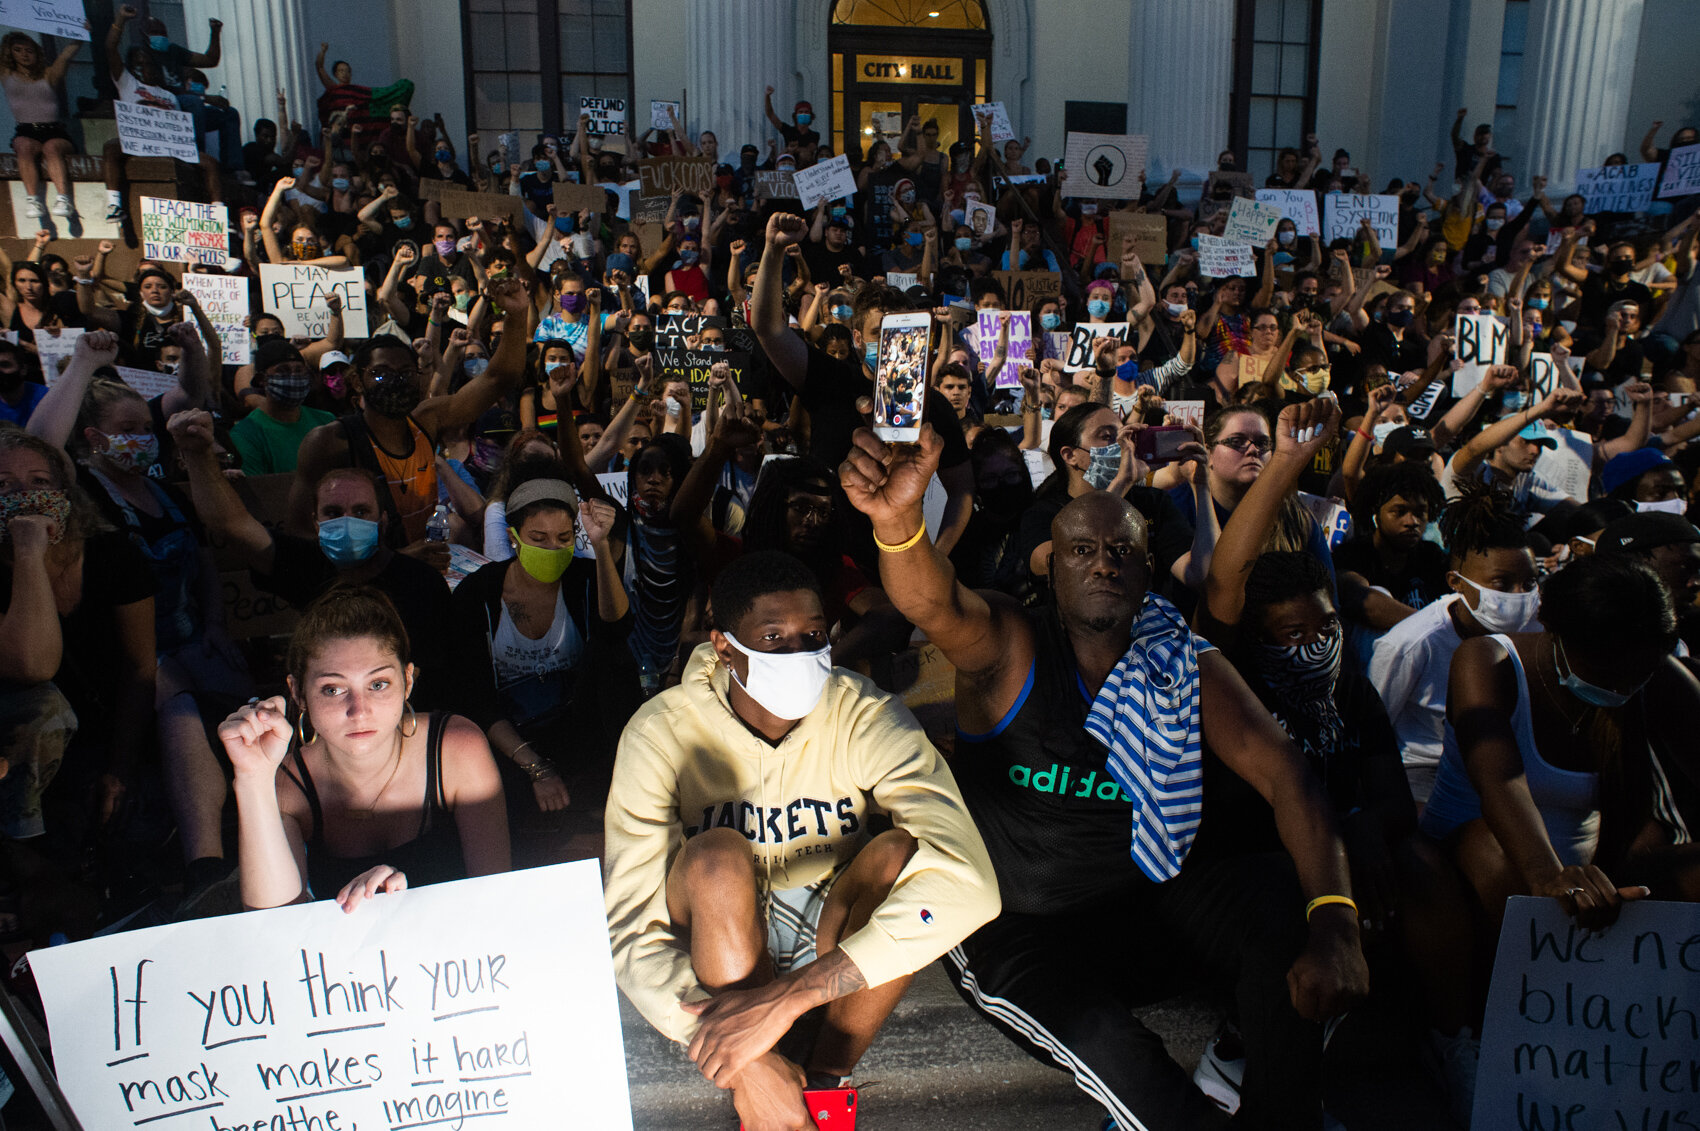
[0,30,81,220]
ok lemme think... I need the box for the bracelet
[523,759,559,782]
[74,276,97,286]
[1356,429,1373,441]
[873,524,927,554]
[1305,894,1358,921]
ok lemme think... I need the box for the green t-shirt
[229,405,336,475]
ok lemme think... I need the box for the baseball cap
[1596,511,1700,554]
[1381,425,1436,459]
[794,101,814,116]
[1600,446,1676,495]
[605,252,637,275]
[254,338,304,373]
[318,350,352,370]
[1516,420,1558,449]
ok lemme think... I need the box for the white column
[181,0,314,148]
[685,0,796,153]
[1515,0,1645,185]
[1128,0,1235,177]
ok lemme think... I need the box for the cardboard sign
[1197,234,1257,278]
[433,187,524,226]
[115,100,198,163]
[552,181,608,215]
[1452,312,1507,396]
[181,272,253,366]
[1256,188,1320,235]
[260,264,369,339]
[114,364,178,400]
[1064,322,1130,372]
[0,0,90,39]
[1576,162,1660,212]
[1064,132,1148,200]
[1109,211,1168,265]
[753,171,797,200]
[580,96,627,140]
[1043,330,1071,362]
[1657,143,1700,198]
[1473,896,1700,1131]
[630,192,670,223]
[994,270,1061,309]
[659,349,747,414]
[1323,192,1400,248]
[34,325,82,382]
[971,102,1015,144]
[1223,197,1283,245]
[649,99,681,131]
[1198,171,1254,224]
[964,199,998,241]
[636,157,713,198]
[977,311,1032,383]
[792,153,856,209]
[140,197,227,266]
[28,861,635,1131]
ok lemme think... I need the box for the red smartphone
[1134,424,1190,465]
[740,1087,858,1130]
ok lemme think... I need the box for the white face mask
[1372,420,1401,444]
[143,300,175,317]
[721,630,833,721]
[1454,574,1539,634]
[1636,498,1687,515]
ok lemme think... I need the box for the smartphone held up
[873,311,931,443]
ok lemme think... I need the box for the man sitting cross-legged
[604,550,999,1131]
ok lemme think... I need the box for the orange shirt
[370,416,438,544]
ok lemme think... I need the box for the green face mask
[510,528,574,582]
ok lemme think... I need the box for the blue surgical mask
[1372,420,1400,444]
[188,81,206,95]
[1501,390,1529,412]
[554,216,573,233]
[435,149,451,163]
[1555,637,1642,708]
[331,177,351,193]
[291,165,305,179]
[318,515,381,564]
[148,35,170,52]
[907,232,925,248]
[1083,443,1122,490]
[796,112,812,127]
[1116,359,1139,383]
[678,249,700,265]
[393,215,413,230]
[831,304,853,321]
[535,159,551,172]
[1528,297,1549,310]
[491,161,506,176]
[863,342,879,371]
[1190,236,1200,249]
[1087,299,1111,319]
[955,237,973,252]
[1040,312,1062,332]
[462,357,489,378]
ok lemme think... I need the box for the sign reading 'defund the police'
[1472,896,1700,1131]
[28,861,633,1131]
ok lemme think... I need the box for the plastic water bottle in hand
[426,504,451,543]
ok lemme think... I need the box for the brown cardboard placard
[994,270,1062,308]
[553,181,609,214]
[636,157,714,198]
[1108,211,1169,265]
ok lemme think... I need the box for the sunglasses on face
[1214,434,1274,455]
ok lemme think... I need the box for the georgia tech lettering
[685,797,863,843]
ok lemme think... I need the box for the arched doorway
[828,0,991,162]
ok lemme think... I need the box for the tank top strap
[418,712,450,836]
[282,745,325,847]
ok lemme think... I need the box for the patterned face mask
[100,431,160,472]
[0,488,70,543]
[1252,623,1344,760]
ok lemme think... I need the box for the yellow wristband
[1305,894,1358,921]
[873,525,927,554]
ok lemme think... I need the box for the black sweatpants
[942,851,1324,1131]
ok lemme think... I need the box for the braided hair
[1349,460,1445,536]
[1437,480,1526,566]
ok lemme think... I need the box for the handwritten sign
[116,100,198,163]
[1224,197,1283,245]
[977,311,1031,384]
[993,270,1061,309]
[752,170,797,200]
[35,325,82,383]
[1064,322,1130,372]
[1657,143,1700,198]
[1323,192,1400,248]
[1198,171,1254,224]
[649,99,680,131]
[181,272,252,366]
[1256,188,1320,235]
[1064,132,1148,200]
[1576,162,1660,213]
[29,861,635,1130]
[659,348,746,414]
[654,311,715,355]
[636,157,713,198]
[140,197,227,266]
[580,96,627,140]
[260,264,369,339]
[115,364,178,400]
[1108,211,1168,265]
[433,187,524,226]
[552,181,607,215]
[1196,234,1257,278]
[792,153,856,209]
[1453,312,1507,396]
[971,102,1015,144]
[0,0,90,40]
[1473,897,1700,1131]
[885,272,918,292]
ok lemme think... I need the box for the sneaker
[22,196,41,219]
[50,193,73,218]
[1192,1021,1244,1114]
[1422,1027,1480,1129]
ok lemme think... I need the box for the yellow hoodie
[604,642,1000,1045]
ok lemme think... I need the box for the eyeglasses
[366,366,419,382]
[1213,434,1274,455]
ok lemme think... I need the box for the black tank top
[284,712,465,899]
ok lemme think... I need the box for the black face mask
[627,329,655,351]
[1610,259,1634,276]
[364,372,422,418]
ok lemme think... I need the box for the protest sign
[753,170,797,200]
[792,153,856,209]
[1064,132,1148,200]
[1064,322,1130,372]
[1198,171,1254,224]
[1323,193,1400,247]
[1166,400,1205,432]
[658,348,747,413]
[29,860,635,1131]
[977,311,1032,384]
[871,111,903,136]
[1657,143,1700,198]
[1043,331,1071,362]
[261,264,369,339]
[115,364,178,400]
[885,272,918,292]
[34,326,81,383]
[496,131,520,169]
[637,157,713,198]
[0,0,90,39]
[1452,312,1507,396]
[580,96,627,141]
[1108,211,1168,266]
[994,270,1061,309]
[1224,197,1283,245]
[575,471,633,560]
[140,197,227,266]
[1576,162,1660,212]
[1255,188,1321,235]
[1196,234,1257,278]
[654,311,717,357]
[1405,377,1446,423]
[649,99,681,131]
[964,199,998,241]
[181,272,253,366]
[553,181,608,215]
[434,187,524,226]
[1473,896,1700,1131]
[115,100,198,162]
[1527,351,1576,401]
[971,102,1015,144]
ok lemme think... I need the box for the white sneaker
[22,196,41,219]
[1423,1027,1480,1129]
[1192,1022,1244,1114]
[50,193,73,217]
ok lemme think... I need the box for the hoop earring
[399,700,419,738]
[296,713,316,747]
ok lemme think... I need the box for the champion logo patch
[919,909,933,925]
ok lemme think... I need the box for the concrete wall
[1028,0,1127,167]
[631,0,689,130]
[1626,0,1700,154]
[388,0,463,148]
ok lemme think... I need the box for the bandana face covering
[0,488,70,543]
[1253,624,1344,760]
[1083,443,1121,490]
[364,372,422,418]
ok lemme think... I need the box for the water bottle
[637,657,661,699]
[425,504,451,543]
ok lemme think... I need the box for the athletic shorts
[766,872,838,974]
[13,122,70,145]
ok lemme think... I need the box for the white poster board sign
[977,310,1031,384]
[1224,197,1283,245]
[574,471,630,559]
[1197,234,1258,278]
[181,272,253,366]
[115,364,179,400]
[260,263,369,339]
[884,271,918,291]
[115,100,198,163]
[1063,132,1149,200]
[1255,188,1320,235]
[581,97,627,140]
[140,197,228,266]
[1063,322,1130,372]
[963,199,997,241]
[791,153,856,209]
[1453,313,1507,396]
[649,99,681,132]
[1473,897,1700,1131]
[1576,162,1660,213]
[1323,192,1400,248]
[970,102,1015,144]
[1527,351,1580,400]
[0,0,90,40]
[28,861,634,1130]
[34,325,82,383]
[1657,143,1700,198]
